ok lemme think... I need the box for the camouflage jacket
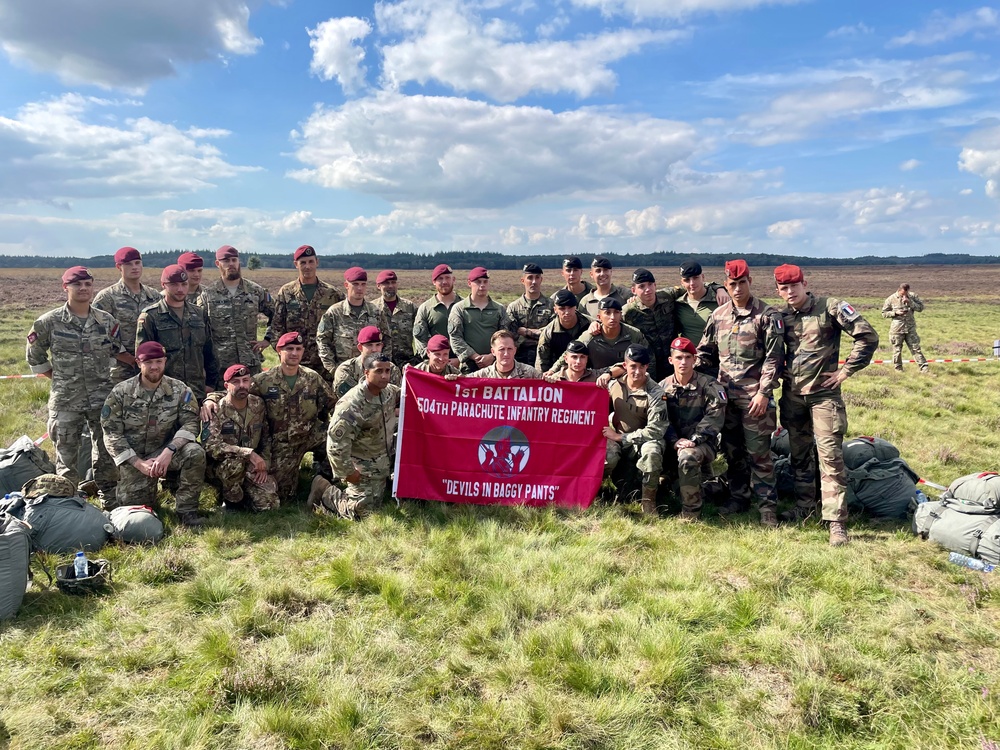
[779,293,878,397]
[534,311,591,372]
[659,372,727,447]
[136,298,220,403]
[413,295,460,357]
[410,361,460,376]
[373,296,418,367]
[623,295,675,378]
[579,285,630,321]
[93,279,162,381]
[250,366,334,447]
[101,374,200,465]
[881,292,925,335]
[198,278,275,371]
[506,294,555,365]
[204,393,270,465]
[272,278,344,373]
[697,296,784,398]
[463,361,542,379]
[607,376,668,449]
[550,280,593,305]
[551,323,651,377]
[333,356,403,399]
[327,382,401,477]
[317,299,393,376]
[27,304,124,411]
[447,296,514,362]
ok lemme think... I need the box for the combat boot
[307,475,332,511]
[640,486,658,517]
[759,508,778,528]
[829,521,849,546]
[178,511,206,527]
[678,509,700,523]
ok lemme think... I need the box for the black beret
[566,340,588,355]
[591,256,613,270]
[562,256,583,269]
[680,260,703,278]
[553,289,578,307]
[624,345,651,364]
[598,297,622,311]
[632,267,655,284]
[522,262,543,275]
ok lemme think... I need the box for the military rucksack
[107,505,164,545]
[843,437,918,519]
[843,436,900,468]
[0,475,111,554]
[0,513,31,619]
[939,472,1000,512]
[0,436,56,496]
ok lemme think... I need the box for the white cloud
[958,124,1000,199]
[889,6,1000,48]
[841,188,931,225]
[960,188,974,195]
[0,0,262,91]
[289,92,700,208]
[308,17,373,93]
[376,0,682,101]
[767,219,805,238]
[900,158,921,171]
[0,94,258,204]
[827,23,874,38]
[566,0,804,20]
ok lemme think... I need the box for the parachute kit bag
[913,473,1000,561]
[107,505,164,545]
[843,437,918,519]
[0,435,56,496]
[0,513,31,619]
[7,475,111,554]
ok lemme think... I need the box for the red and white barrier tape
[0,373,48,380]
[918,477,948,491]
[33,433,48,446]
[838,357,995,365]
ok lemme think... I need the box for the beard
[234,388,249,399]
[225,268,241,281]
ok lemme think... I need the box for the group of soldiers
[27,245,907,545]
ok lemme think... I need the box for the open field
[1,265,999,749]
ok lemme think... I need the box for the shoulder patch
[772,316,784,332]
[839,302,859,321]
[101,404,111,418]
[717,388,728,403]
[27,331,37,344]
[183,391,192,404]
[110,323,120,337]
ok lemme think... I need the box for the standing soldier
[623,268,675,380]
[552,298,650,376]
[137,265,220,403]
[317,267,392,378]
[93,246,161,383]
[410,334,460,376]
[203,364,279,512]
[536,289,591,374]
[448,267,514,373]
[333,326,403,398]
[507,263,554,366]
[671,261,728,372]
[374,269,417,369]
[697,260,783,526]
[579,257,630,320]
[601,345,667,515]
[551,256,593,304]
[660,337,727,521]
[413,264,460,363]
[199,245,274,374]
[774,264,878,545]
[271,244,345,381]
[308,354,400,520]
[177,252,206,302]
[27,266,125,501]
[881,283,929,372]
[101,341,207,526]
[456,330,542,379]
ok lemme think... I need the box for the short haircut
[362,352,392,370]
[900,283,910,291]
[490,330,517,347]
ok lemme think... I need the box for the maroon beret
[357,326,382,345]
[293,244,316,262]
[160,264,189,285]
[224,364,250,382]
[114,246,141,265]
[670,337,697,356]
[176,252,204,270]
[61,266,93,285]
[276,331,304,349]
[431,264,453,281]
[135,341,167,361]
[376,270,397,284]
[215,245,239,260]
[468,266,489,282]
[725,259,750,280]
[344,266,367,282]
[427,334,450,352]
[773,264,804,285]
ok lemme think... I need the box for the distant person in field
[408,334,460,376]
[93,246,161,383]
[447,266,515,373]
[578,256,629,320]
[881,283,929,373]
[317,267,393,377]
[413,264,461,365]
[26,266,126,503]
[774,264,878,546]
[550,256,593,304]
[536,289,591,375]
[374,269,418,369]
[177,252,205,302]
[507,263,554,367]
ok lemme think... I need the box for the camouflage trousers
[722,390,777,511]
[48,407,118,497]
[605,439,663,490]
[779,391,848,522]
[319,455,392,520]
[890,331,928,370]
[113,443,206,513]
[207,456,280,511]
[669,443,716,512]
[270,438,325,503]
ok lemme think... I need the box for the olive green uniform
[316,299,393,377]
[272,278,344,379]
[579,285,630,321]
[447,297,514,371]
[413,295,460,358]
[198,278,275,374]
[136,298,220,403]
[203,393,279,511]
[93,280,162,382]
[550,280,593,305]
[534,311,591,373]
[623,295,675,379]
[550,323,651,377]
[605,376,668,493]
[506,294,554,366]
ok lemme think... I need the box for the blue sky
[1,0,998,259]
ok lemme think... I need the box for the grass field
[1,265,999,749]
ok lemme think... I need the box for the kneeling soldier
[410,334,460,376]
[204,364,279,512]
[101,341,207,526]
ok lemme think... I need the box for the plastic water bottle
[914,490,928,505]
[74,551,89,579]
[949,551,995,572]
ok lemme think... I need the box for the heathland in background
[0,266,998,749]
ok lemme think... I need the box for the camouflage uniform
[779,293,878,521]
[506,294,554,366]
[92,280,161,382]
[550,281,593,305]
[881,291,928,371]
[550,323,651,377]
[319,382,401,519]
[26,304,124,495]
[605,376,668,493]
[411,361,461,376]
[462,361,542,379]
[100,375,205,512]
[413,295,460,358]
[374,296,418,368]
[198,278,274,374]
[697,297,783,512]
[203,393,279,511]
[623,295,675,379]
[316,300,393,377]
[579,285,630,321]
[333,355,403,399]
[660,372,727,512]
[534,312,591,373]
[271,278,344,379]
[136,298,220,403]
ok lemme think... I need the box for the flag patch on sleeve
[840,303,859,321]
[27,332,37,344]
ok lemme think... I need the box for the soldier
[774,263,878,545]
[93,246,162,383]
[507,263,554,366]
[317,267,392,378]
[536,289,591,374]
[177,251,206,302]
[199,245,274,375]
[696,260,783,526]
[448,266,514,373]
[136,264,220,403]
[374,269,417,369]
[271,244,345,381]
[308,353,400,520]
[660,337,727,521]
[333,326,403,398]
[550,256,593,304]
[410,334,460,375]
[27,266,125,500]
[671,260,728,350]
[602,344,667,515]
[623,268,675,380]
[552,298,650,376]
[456,330,542,379]
[413,264,460,363]
[545,339,599,383]
[881,283,929,372]
[203,364,279,512]
[579,257,630,320]
[101,341,207,526]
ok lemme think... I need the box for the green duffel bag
[976,519,1000,565]
[912,500,940,537]
[843,436,900,470]
[771,428,790,457]
[4,475,111,554]
[847,457,918,519]
[107,505,164,545]
[940,472,1000,513]
[0,436,55,496]
[914,497,1000,558]
[0,513,31,619]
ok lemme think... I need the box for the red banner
[393,368,606,508]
